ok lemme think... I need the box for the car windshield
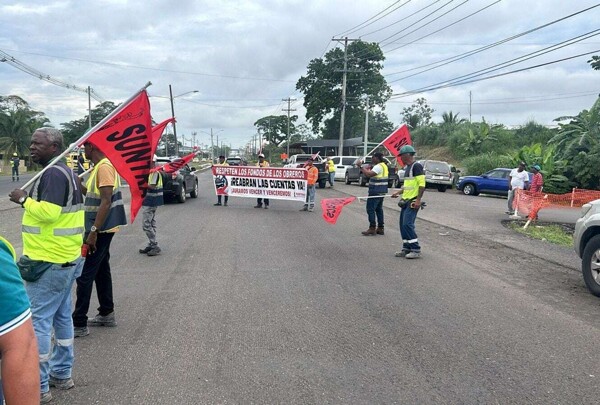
[425,161,450,173]
[342,157,356,165]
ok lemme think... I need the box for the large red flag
[321,197,356,224]
[83,90,153,223]
[382,125,412,157]
[155,152,197,174]
[151,118,175,157]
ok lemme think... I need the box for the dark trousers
[12,166,19,180]
[217,195,229,204]
[73,232,115,327]
[366,196,384,228]
[256,198,269,206]
[400,206,420,252]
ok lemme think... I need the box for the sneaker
[395,250,410,257]
[74,326,89,337]
[213,202,222,206]
[299,206,308,211]
[88,313,116,327]
[49,376,74,390]
[254,204,262,208]
[139,246,152,254]
[41,391,52,404]
[405,252,421,259]
[147,246,161,256]
[308,207,314,212]
[264,205,269,209]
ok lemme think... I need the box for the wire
[335,0,408,37]
[360,0,445,38]
[387,91,599,104]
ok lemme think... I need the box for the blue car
[457,168,532,196]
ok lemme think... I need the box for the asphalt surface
[1,171,598,404]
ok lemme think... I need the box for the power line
[335,0,408,37]
[360,0,445,38]
[387,91,599,105]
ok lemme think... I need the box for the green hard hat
[399,145,416,155]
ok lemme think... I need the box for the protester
[507,161,529,215]
[529,164,544,192]
[8,127,85,403]
[300,157,319,212]
[77,151,86,175]
[11,152,20,182]
[391,145,426,259]
[73,141,127,337]
[0,236,40,405]
[139,155,163,256]
[214,155,229,206]
[326,156,335,187]
[254,153,270,209]
[357,152,388,236]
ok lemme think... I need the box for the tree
[441,111,466,126]
[60,101,117,146]
[589,56,600,70]
[296,41,392,138]
[254,115,297,146]
[459,119,497,155]
[401,98,434,129]
[0,95,50,161]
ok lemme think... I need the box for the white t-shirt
[372,163,383,175]
[510,169,529,189]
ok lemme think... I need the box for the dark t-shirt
[29,162,84,207]
[404,162,424,178]
[11,157,20,168]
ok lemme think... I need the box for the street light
[169,85,198,156]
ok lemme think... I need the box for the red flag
[155,152,197,174]
[382,125,412,157]
[83,90,153,223]
[321,197,356,224]
[151,118,175,157]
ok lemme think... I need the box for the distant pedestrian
[254,153,270,209]
[0,236,40,405]
[11,152,20,182]
[300,157,319,212]
[214,155,229,206]
[9,127,85,403]
[507,161,529,215]
[391,145,426,259]
[139,155,164,256]
[357,152,388,236]
[326,156,335,187]
[529,164,543,192]
[77,151,86,175]
[73,141,127,337]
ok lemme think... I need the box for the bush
[462,153,513,176]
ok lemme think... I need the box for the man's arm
[0,318,40,405]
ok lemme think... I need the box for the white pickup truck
[283,154,329,188]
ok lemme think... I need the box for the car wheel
[345,172,351,184]
[176,182,186,203]
[437,185,447,192]
[582,235,600,297]
[190,180,198,198]
[462,183,478,196]
[359,173,367,187]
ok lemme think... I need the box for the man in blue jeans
[391,145,426,259]
[357,152,389,236]
[9,127,86,403]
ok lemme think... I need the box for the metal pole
[210,128,214,163]
[169,84,178,156]
[338,37,349,156]
[87,86,92,129]
[363,95,369,157]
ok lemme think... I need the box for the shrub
[462,153,513,175]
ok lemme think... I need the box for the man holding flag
[357,152,388,236]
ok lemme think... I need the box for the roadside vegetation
[507,221,574,247]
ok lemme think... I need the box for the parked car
[226,156,247,166]
[327,156,359,180]
[396,160,455,192]
[344,156,398,188]
[574,199,600,297]
[456,168,532,196]
[156,157,198,203]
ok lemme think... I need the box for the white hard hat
[258,153,265,158]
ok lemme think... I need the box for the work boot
[214,202,222,206]
[88,313,117,327]
[139,245,152,254]
[395,249,410,257]
[299,206,308,211]
[49,376,75,390]
[308,207,314,212]
[147,246,161,256]
[73,326,89,338]
[376,227,384,235]
[224,202,228,206]
[362,227,377,236]
[264,205,269,209]
[254,204,262,208]
[41,391,52,404]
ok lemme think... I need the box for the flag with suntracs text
[81,90,153,223]
[382,125,412,157]
[321,197,356,224]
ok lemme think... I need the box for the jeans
[73,232,115,327]
[328,172,335,186]
[25,257,84,393]
[217,195,228,204]
[400,206,420,252]
[366,196,384,228]
[142,205,158,247]
[12,166,19,180]
[256,198,269,206]
[304,184,316,208]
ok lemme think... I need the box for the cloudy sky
[1,0,598,150]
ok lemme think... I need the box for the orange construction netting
[513,188,600,220]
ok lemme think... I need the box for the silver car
[574,199,600,297]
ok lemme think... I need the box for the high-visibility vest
[85,158,127,232]
[327,160,335,173]
[22,163,85,263]
[368,162,389,195]
[402,163,426,200]
[257,160,269,168]
[143,172,163,207]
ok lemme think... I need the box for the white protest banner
[212,166,308,202]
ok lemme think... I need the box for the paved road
[0,171,598,404]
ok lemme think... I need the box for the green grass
[508,222,574,247]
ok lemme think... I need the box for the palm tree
[550,97,600,159]
[0,102,50,162]
[441,111,466,125]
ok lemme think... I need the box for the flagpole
[20,82,152,191]
[359,125,406,161]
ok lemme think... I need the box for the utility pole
[282,98,296,157]
[210,128,214,163]
[169,85,178,156]
[363,95,369,156]
[87,86,92,129]
[332,37,360,156]
[192,132,197,149]
[267,117,273,163]
[469,91,472,123]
